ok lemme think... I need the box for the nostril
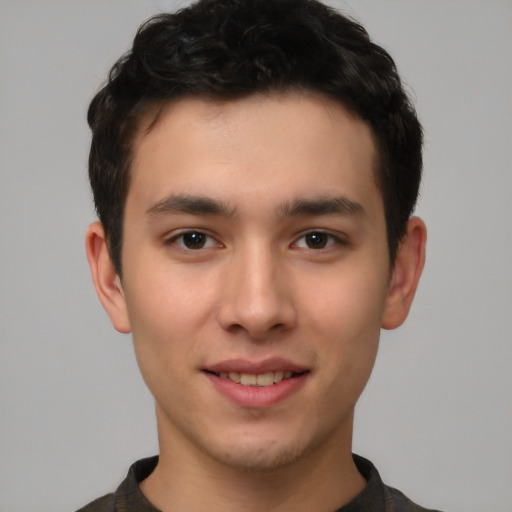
[225,323,245,335]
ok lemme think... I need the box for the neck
[140,411,366,512]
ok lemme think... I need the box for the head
[85,0,427,476]
[88,0,422,277]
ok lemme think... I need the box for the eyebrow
[145,194,364,219]
[278,196,365,218]
[146,194,237,217]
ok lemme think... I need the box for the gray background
[1,1,511,511]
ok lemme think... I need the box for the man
[80,0,438,510]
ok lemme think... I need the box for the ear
[381,216,427,330]
[85,221,131,334]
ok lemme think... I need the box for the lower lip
[205,372,309,408]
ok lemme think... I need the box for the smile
[203,358,310,407]
[205,368,309,408]
[214,370,297,387]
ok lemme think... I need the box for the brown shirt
[76,454,443,512]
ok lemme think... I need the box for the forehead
[128,92,381,215]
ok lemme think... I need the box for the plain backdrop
[1,1,511,511]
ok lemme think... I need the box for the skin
[86,92,426,512]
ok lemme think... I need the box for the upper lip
[204,357,309,375]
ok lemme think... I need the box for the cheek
[304,262,388,336]
[125,284,204,419]
[122,256,227,374]
[121,267,198,378]
[124,250,216,330]
[301,266,387,395]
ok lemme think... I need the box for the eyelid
[164,229,222,250]
[291,229,348,249]
[163,228,347,252]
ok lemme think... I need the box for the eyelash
[165,230,221,251]
[165,229,347,252]
[292,231,346,250]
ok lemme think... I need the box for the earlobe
[381,217,427,330]
[85,221,131,334]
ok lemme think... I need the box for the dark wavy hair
[88,0,423,275]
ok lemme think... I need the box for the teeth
[240,374,257,386]
[228,372,240,383]
[256,372,274,386]
[273,371,284,383]
[218,371,297,387]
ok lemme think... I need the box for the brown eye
[169,231,218,250]
[304,232,329,249]
[293,231,343,250]
[182,232,207,249]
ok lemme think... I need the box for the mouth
[204,370,307,387]
[202,359,310,407]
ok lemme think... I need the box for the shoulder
[384,485,444,512]
[352,455,444,512]
[74,456,159,512]
[75,493,114,512]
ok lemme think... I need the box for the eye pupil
[183,232,206,249]
[306,232,328,249]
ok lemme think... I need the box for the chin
[210,439,310,472]
[199,420,333,473]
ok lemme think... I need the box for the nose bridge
[219,236,296,337]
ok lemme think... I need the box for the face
[96,93,406,471]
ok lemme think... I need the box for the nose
[217,243,297,340]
